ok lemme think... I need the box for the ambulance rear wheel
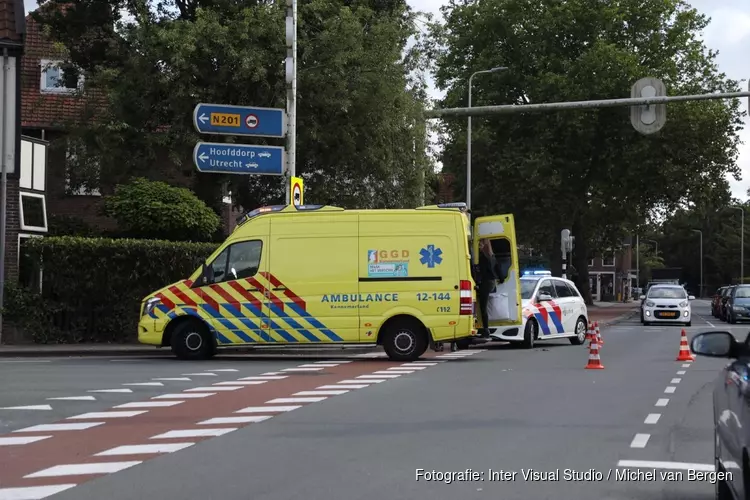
[382,318,428,361]
[171,319,215,360]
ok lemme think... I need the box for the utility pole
[284,0,297,205]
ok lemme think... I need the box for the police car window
[538,280,556,297]
[553,280,572,298]
[565,282,581,298]
[521,279,539,299]
[223,240,263,282]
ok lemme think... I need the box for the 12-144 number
[416,292,451,301]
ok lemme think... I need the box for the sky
[407,0,750,200]
[23,0,750,199]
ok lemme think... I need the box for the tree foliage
[33,0,432,214]
[103,177,221,241]
[426,0,745,303]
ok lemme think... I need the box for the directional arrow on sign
[199,152,208,162]
[198,113,208,124]
[193,142,284,175]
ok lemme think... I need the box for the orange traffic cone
[595,321,603,346]
[585,337,605,369]
[676,329,695,362]
[585,323,595,344]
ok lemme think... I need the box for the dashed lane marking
[114,401,184,409]
[123,382,163,387]
[95,443,195,456]
[677,370,686,375]
[13,422,104,433]
[68,411,147,419]
[153,377,191,381]
[213,381,267,386]
[87,389,132,394]
[630,434,650,448]
[314,360,353,364]
[671,378,682,384]
[25,461,142,478]
[357,374,400,379]
[0,405,52,411]
[150,428,236,439]
[341,378,385,383]
[239,376,287,381]
[664,386,676,394]
[0,484,77,499]
[617,460,714,471]
[389,366,427,370]
[318,384,369,389]
[212,369,239,372]
[281,367,325,372]
[644,414,661,424]
[47,396,96,401]
[0,436,52,446]
[682,364,692,368]
[181,373,217,376]
[152,393,215,399]
[184,386,241,392]
[235,405,301,414]
[198,416,272,425]
[293,390,350,396]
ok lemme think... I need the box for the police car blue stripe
[533,312,551,335]
[549,312,565,334]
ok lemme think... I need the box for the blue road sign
[193,103,286,138]
[193,142,285,175]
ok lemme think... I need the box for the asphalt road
[0,301,742,500]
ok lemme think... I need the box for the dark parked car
[721,286,737,321]
[714,287,729,317]
[726,286,750,324]
[691,331,750,500]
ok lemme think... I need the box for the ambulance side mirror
[201,263,215,285]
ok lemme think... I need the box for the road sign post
[291,176,303,206]
[193,143,285,175]
[285,0,298,205]
[193,103,286,138]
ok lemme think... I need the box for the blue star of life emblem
[419,245,443,268]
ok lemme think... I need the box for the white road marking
[212,369,239,372]
[47,396,96,401]
[68,411,147,419]
[198,416,272,425]
[153,377,191,381]
[13,422,104,433]
[293,390,349,396]
[374,370,412,375]
[260,372,284,375]
[671,378,682,384]
[123,382,163,387]
[682,363,692,368]
[150,428,236,439]
[299,363,339,367]
[213,381,267,386]
[235,405,301,413]
[239,376,287,381]
[25,461,142,478]
[358,374,400,379]
[266,397,327,404]
[182,373,217,376]
[404,362,439,366]
[630,433,650,448]
[185,386,241,392]
[677,370,686,375]
[0,435,51,446]
[644,413,661,424]
[96,443,194,456]
[87,389,132,394]
[616,460,714,471]
[389,366,427,370]
[706,320,716,327]
[314,360,352,364]
[152,393,215,399]
[664,386,676,394]
[281,367,324,372]
[0,405,52,411]
[115,401,183,408]
[318,384,369,389]
[342,378,385,383]
[0,484,77,499]
[655,399,669,407]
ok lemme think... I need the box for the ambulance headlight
[143,297,161,317]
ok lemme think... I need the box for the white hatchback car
[640,284,695,326]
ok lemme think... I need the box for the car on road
[714,286,729,317]
[488,275,588,348]
[720,286,737,321]
[690,330,750,500]
[724,285,750,324]
[640,284,695,326]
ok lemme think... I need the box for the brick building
[587,241,636,302]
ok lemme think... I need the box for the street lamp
[692,229,703,298]
[730,206,745,284]
[467,66,508,211]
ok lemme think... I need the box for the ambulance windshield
[521,278,540,299]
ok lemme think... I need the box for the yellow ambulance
[137,203,522,361]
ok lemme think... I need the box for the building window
[588,259,594,267]
[18,234,43,293]
[65,139,101,196]
[40,59,84,94]
[602,252,615,267]
[19,192,48,232]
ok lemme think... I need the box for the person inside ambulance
[477,238,499,337]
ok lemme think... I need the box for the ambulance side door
[472,214,522,327]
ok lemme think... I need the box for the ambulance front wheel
[171,319,215,360]
[381,317,428,361]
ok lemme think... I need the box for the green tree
[103,177,221,241]
[426,0,745,304]
[34,0,432,211]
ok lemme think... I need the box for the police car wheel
[569,317,587,345]
[171,320,214,360]
[382,318,428,361]
[521,319,536,349]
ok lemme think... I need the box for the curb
[593,310,638,328]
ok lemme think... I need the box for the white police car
[490,270,589,349]
[640,284,694,326]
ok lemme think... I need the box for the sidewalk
[587,301,638,326]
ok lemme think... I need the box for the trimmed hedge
[9,236,219,344]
